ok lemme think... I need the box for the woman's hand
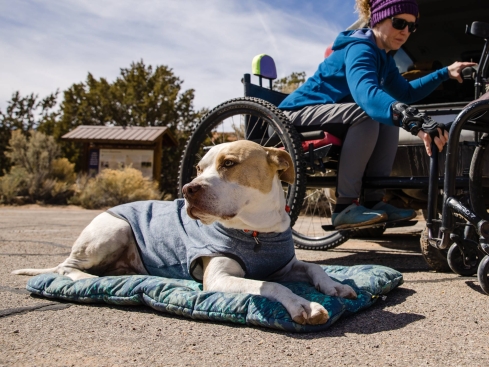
[447,61,478,83]
[417,128,449,156]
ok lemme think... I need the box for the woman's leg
[282,103,369,138]
[363,123,400,202]
[284,103,380,203]
[336,117,382,205]
[322,114,414,222]
[283,104,388,228]
[362,124,416,222]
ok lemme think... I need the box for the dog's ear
[264,147,295,184]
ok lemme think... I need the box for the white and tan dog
[13,140,356,325]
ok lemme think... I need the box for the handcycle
[178,21,489,293]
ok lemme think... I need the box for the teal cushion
[26,264,402,333]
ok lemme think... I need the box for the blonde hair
[355,0,371,24]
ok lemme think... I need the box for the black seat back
[242,73,289,142]
[243,73,288,106]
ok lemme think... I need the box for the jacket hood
[332,28,377,51]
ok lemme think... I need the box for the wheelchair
[179,21,489,294]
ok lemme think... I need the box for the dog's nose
[182,183,202,198]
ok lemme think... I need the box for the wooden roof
[61,125,177,146]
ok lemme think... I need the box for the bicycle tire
[178,97,349,249]
[178,97,306,226]
[292,227,350,250]
[292,185,350,250]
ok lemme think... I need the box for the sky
[0,0,358,113]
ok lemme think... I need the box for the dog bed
[26,264,402,333]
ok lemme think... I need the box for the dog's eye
[196,165,202,175]
[223,160,235,168]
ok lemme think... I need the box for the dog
[13,140,356,325]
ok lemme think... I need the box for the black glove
[392,102,446,139]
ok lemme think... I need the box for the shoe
[371,201,416,223]
[332,203,387,229]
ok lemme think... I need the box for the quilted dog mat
[26,264,403,333]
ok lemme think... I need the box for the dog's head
[182,140,295,232]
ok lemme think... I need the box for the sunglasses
[391,17,418,33]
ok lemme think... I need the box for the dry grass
[70,167,161,209]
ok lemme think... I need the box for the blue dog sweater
[107,200,295,282]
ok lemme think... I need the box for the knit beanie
[370,0,419,28]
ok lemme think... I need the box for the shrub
[51,158,76,183]
[71,167,161,209]
[0,166,28,204]
[0,130,76,204]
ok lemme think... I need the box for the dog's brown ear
[264,147,295,184]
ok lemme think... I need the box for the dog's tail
[11,267,59,276]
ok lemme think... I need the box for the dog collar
[243,229,261,253]
[243,205,290,253]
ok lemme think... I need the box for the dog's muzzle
[182,182,237,222]
[182,182,201,199]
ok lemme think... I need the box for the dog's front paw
[290,301,329,325]
[307,302,330,325]
[316,282,357,299]
[336,284,357,299]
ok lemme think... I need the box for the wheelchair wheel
[292,185,350,250]
[420,226,450,272]
[477,255,489,294]
[469,132,489,220]
[447,242,481,276]
[178,97,350,250]
[178,97,306,226]
[421,206,482,273]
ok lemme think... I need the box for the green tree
[273,72,307,94]
[0,91,59,175]
[38,60,204,197]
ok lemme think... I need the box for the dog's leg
[13,213,138,281]
[202,256,329,325]
[273,257,357,299]
[57,213,141,280]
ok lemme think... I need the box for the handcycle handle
[426,141,439,242]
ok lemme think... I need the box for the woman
[279,0,476,229]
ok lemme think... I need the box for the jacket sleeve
[344,42,448,125]
[383,61,449,104]
[344,42,398,125]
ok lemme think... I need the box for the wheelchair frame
[178,21,489,293]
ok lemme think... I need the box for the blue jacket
[108,200,295,282]
[279,29,449,126]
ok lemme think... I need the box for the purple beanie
[370,0,419,28]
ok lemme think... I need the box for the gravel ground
[1,205,488,367]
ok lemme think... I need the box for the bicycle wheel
[179,97,351,250]
[292,183,350,250]
[178,97,306,226]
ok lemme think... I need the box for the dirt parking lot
[1,205,488,367]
